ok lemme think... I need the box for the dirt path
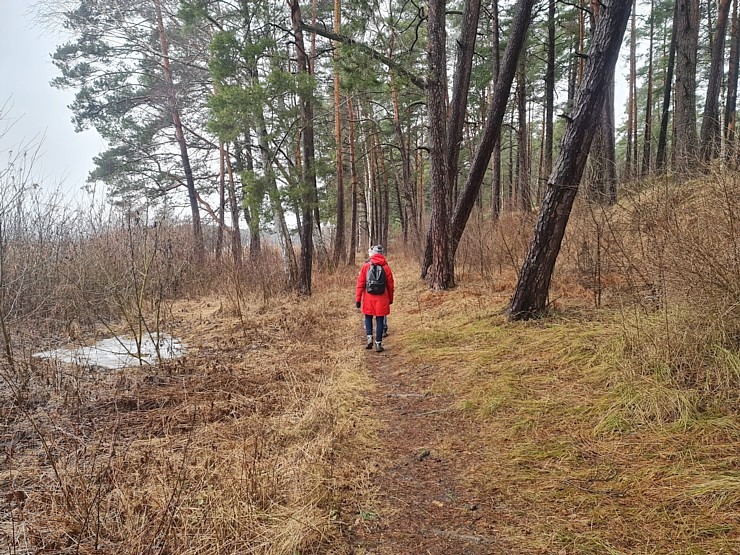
[347,339,514,554]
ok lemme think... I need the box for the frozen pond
[34,334,186,370]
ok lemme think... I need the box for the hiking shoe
[383,329,389,338]
[366,335,373,349]
[375,342,384,353]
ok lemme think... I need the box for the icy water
[34,334,185,370]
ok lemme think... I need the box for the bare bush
[455,210,536,285]
[589,174,740,394]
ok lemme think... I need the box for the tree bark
[491,0,502,220]
[588,0,616,205]
[448,0,536,259]
[446,0,482,215]
[673,0,700,175]
[726,0,739,165]
[425,0,453,289]
[347,95,359,264]
[391,71,419,246]
[588,78,616,204]
[374,128,391,248]
[331,0,345,267]
[656,0,678,172]
[508,0,632,320]
[216,143,226,262]
[543,0,555,189]
[641,0,654,177]
[623,0,636,180]
[224,147,242,267]
[240,128,262,260]
[700,0,732,163]
[516,53,531,211]
[289,0,317,295]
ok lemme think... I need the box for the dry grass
[1,266,379,554]
[388,253,739,554]
[2,168,739,554]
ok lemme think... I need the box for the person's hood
[369,253,387,265]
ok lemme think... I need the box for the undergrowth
[1,267,376,554]
[393,208,740,553]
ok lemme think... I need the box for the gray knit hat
[369,245,384,255]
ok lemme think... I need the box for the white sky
[0,0,104,196]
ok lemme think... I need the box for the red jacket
[356,254,394,316]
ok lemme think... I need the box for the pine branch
[297,21,427,90]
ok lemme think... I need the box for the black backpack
[365,263,386,295]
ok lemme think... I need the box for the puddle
[34,334,186,370]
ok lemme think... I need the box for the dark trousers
[364,315,386,342]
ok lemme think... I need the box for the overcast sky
[0,0,104,196]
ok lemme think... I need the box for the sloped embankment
[344,262,739,554]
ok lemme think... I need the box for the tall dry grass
[454,173,740,401]
[5,286,373,554]
[0,163,374,553]
[396,227,738,554]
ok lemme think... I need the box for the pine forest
[0,0,738,553]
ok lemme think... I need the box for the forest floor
[2,257,739,554]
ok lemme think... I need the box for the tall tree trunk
[589,89,616,203]
[567,37,578,111]
[448,0,537,258]
[331,0,345,267]
[310,0,317,75]
[578,0,586,82]
[388,32,419,247]
[656,0,678,172]
[507,117,514,207]
[416,135,425,232]
[289,0,317,295]
[543,0,555,188]
[216,143,226,262]
[222,146,242,267]
[391,76,418,245]
[313,205,329,268]
[374,129,391,247]
[355,102,370,250]
[153,0,204,261]
[240,128,262,260]
[425,0,453,289]
[700,0,732,163]
[516,53,530,211]
[254,127,298,288]
[673,0,700,175]
[243,30,297,285]
[368,131,378,244]
[624,0,636,180]
[364,108,379,244]
[588,23,617,211]
[424,0,484,287]
[641,0,655,177]
[726,0,740,165]
[446,0,482,215]
[348,95,359,264]
[508,0,632,320]
[491,0,502,220]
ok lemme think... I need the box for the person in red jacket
[356,245,394,352]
